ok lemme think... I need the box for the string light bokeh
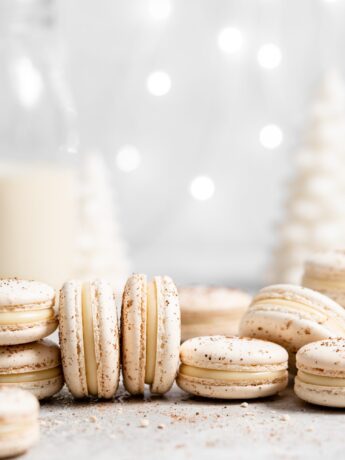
[59,0,345,287]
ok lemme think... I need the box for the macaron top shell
[297,338,345,377]
[0,387,39,419]
[0,339,60,374]
[0,279,55,307]
[151,275,180,394]
[179,286,251,313]
[304,250,345,276]
[180,336,288,372]
[254,284,345,316]
[121,273,147,395]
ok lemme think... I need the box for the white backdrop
[58,0,345,288]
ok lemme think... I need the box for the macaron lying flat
[303,250,345,308]
[295,338,345,407]
[0,387,39,459]
[240,284,345,357]
[177,336,288,399]
[179,286,251,341]
[0,279,57,345]
[59,279,119,399]
[121,274,180,395]
[0,339,63,400]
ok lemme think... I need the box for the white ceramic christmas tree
[75,151,130,291]
[271,69,345,284]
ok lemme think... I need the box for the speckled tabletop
[24,381,345,460]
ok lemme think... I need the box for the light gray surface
[25,383,345,460]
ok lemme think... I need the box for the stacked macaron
[0,279,63,400]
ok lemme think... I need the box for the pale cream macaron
[0,387,39,459]
[0,278,57,346]
[121,274,180,395]
[295,338,345,407]
[0,339,63,400]
[59,279,120,399]
[179,286,252,341]
[303,250,345,308]
[177,336,288,399]
[240,284,345,360]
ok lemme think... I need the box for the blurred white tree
[270,69,345,284]
[75,151,130,291]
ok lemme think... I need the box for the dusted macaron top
[0,279,55,307]
[253,284,345,315]
[180,336,288,372]
[179,286,251,312]
[297,338,345,377]
[0,387,39,418]
[0,339,61,373]
[305,250,345,272]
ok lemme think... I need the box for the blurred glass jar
[0,0,78,287]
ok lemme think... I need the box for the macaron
[121,274,180,395]
[0,339,63,400]
[59,279,119,399]
[177,336,288,399]
[0,278,57,345]
[295,338,345,407]
[240,284,345,358]
[303,250,345,308]
[179,286,251,341]
[0,387,39,459]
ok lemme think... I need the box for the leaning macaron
[177,336,288,399]
[303,250,345,308]
[59,279,119,399]
[0,387,39,459]
[240,284,345,358]
[0,279,57,346]
[295,338,345,407]
[121,274,180,395]
[179,286,251,341]
[0,339,63,400]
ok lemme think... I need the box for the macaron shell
[91,279,120,398]
[296,338,345,377]
[59,280,88,398]
[3,375,64,400]
[151,276,180,394]
[0,279,55,306]
[180,336,288,372]
[294,377,345,408]
[0,423,40,459]
[0,319,58,346]
[121,274,147,395]
[177,373,288,399]
[240,309,341,353]
[182,320,241,341]
[0,339,61,373]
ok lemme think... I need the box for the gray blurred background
[56,0,345,288]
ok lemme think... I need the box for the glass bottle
[0,0,79,287]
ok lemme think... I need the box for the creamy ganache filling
[297,370,345,387]
[81,283,98,396]
[179,364,287,384]
[145,280,158,385]
[0,309,54,325]
[0,366,61,384]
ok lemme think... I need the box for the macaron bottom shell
[0,373,64,400]
[294,376,345,408]
[0,319,58,346]
[0,423,40,459]
[177,371,288,399]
